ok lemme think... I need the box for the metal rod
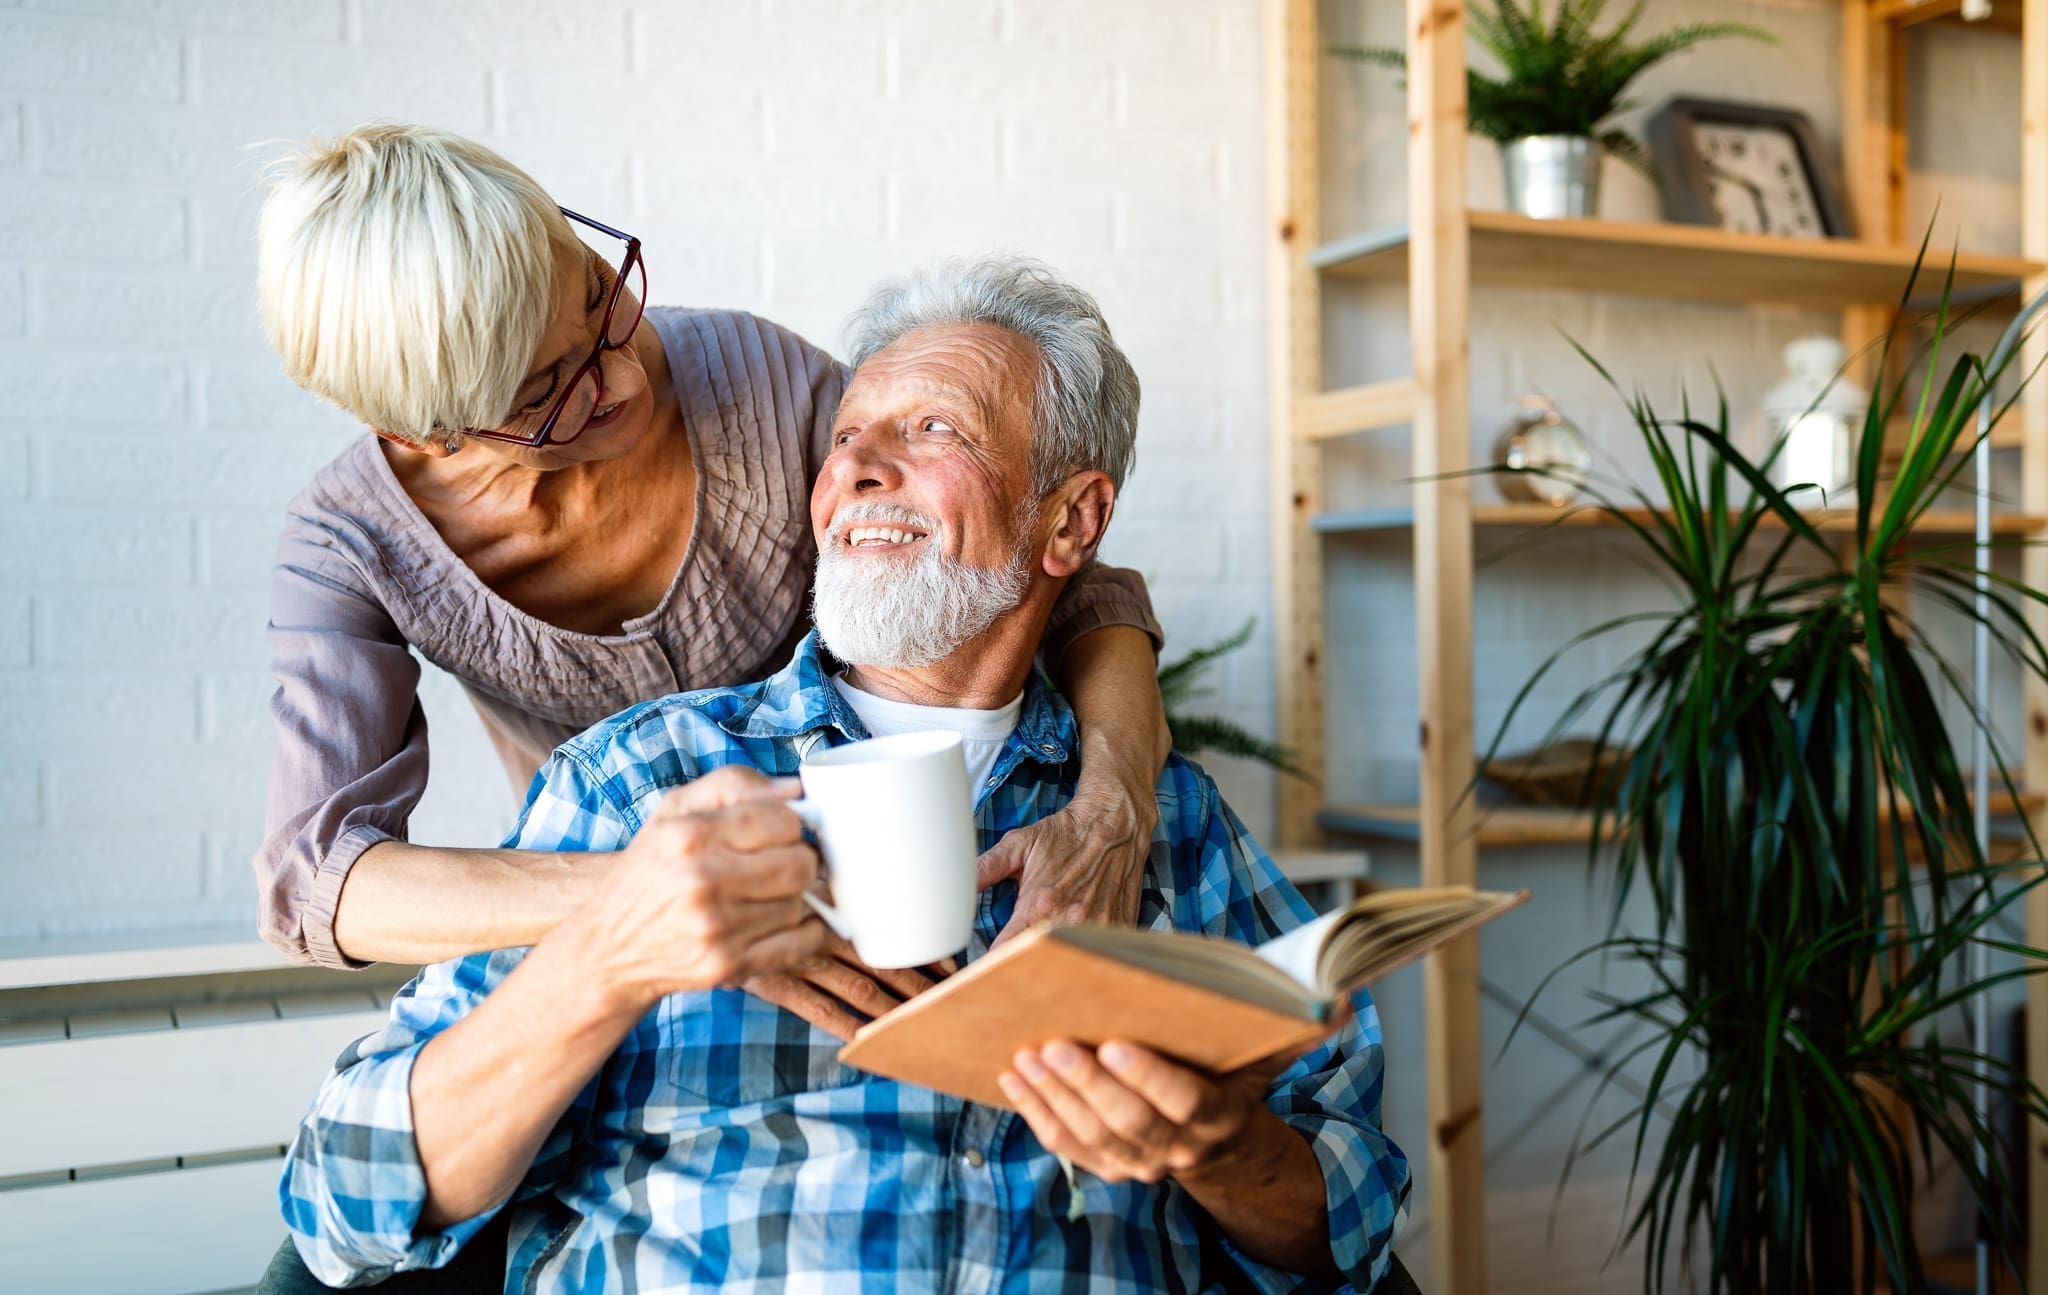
[1973,284,2048,1295]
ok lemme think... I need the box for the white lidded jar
[1759,336,1868,506]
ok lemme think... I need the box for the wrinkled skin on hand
[1001,1039,1266,1183]
[591,767,831,1002]
[743,934,955,1041]
[975,778,1155,945]
[999,1008,1347,1185]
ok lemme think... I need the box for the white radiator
[0,930,398,1295]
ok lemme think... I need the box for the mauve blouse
[256,307,1162,969]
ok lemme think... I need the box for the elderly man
[280,257,1410,1292]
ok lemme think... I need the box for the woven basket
[1480,738,1631,808]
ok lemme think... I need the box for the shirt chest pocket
[665,988,862,1107]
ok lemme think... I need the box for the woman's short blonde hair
[257,123,577,442]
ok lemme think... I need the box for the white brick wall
[0,0,1276,937]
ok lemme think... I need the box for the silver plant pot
[1500,135,1602,220]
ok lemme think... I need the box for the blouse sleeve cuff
[304,824,395,971]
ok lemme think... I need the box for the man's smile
[843,525,930,550]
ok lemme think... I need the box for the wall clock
[1649,98,1853,239]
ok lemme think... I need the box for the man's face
[811,323,1045,668]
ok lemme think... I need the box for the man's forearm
[1060,625,1172,784]
[335,839,608,965]
[1177,1111,1340,1279]
[409,916,646,1230]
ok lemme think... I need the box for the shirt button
[1038,742,1059,755]
[962,1148,986,1169]
[985,776,1000,788]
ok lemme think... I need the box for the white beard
[813,501,1034,669]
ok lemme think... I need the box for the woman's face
[462,238,661,471]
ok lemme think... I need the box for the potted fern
[1484,252,2048,1291]
[1334,0,1771,219]
[1160,619,1305,778]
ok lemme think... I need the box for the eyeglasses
[462,207,646,449]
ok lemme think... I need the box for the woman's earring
[443,431,462,454]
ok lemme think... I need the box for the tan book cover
[838,884,1529,1109]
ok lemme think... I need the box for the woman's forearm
[977,624,1168,937]
[1059,625,1172,789]
[332,839,613,965]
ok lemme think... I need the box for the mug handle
[789,798,853,939]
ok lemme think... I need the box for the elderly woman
[252,125,1169,1291]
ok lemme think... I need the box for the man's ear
[372,428,456,459]
[1039,471,1116,579]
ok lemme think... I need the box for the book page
[1320,890,1530,992]
[1253,909,1342,992]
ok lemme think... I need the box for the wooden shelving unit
[1264,1,2046,1288]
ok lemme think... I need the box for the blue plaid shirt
[281,633,1410,1293]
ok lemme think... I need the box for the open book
[838,884,1528,1109]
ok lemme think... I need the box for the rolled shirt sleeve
[254,516,431,969]
[1173,778,1413,1290]
[1243,1010,1411,1292]
[280,951,534,1284]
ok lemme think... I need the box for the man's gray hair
[843,256,1140,493]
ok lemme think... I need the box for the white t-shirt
[830,674,1023,790]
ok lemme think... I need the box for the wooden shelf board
[1313,507,1421,533]
[1322,791,2044,849]
[1884,405,2022,456]
[1310,211,2041,309]
[1268,848,1372,884]
[1876,0,2023,32]
[1319,804,1595,847]
[1314,503,2046,536]
[1294,379,1417,440]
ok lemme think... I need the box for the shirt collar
[716,631,1074,767]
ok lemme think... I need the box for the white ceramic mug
[791,730,979,969]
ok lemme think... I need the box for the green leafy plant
[1160,618,1308,779]
[1483,245,2048,1292]
[1332,0,1772,176]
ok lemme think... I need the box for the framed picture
[1648,97,1854,240]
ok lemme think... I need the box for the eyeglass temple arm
[557,206,638,247]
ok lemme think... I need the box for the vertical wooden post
[1264,0,1326,850]
[1407,2,1484,1292]
[1841,4,1911,623]
[2021,2,2048,1286]
[1841,1,1900,391]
